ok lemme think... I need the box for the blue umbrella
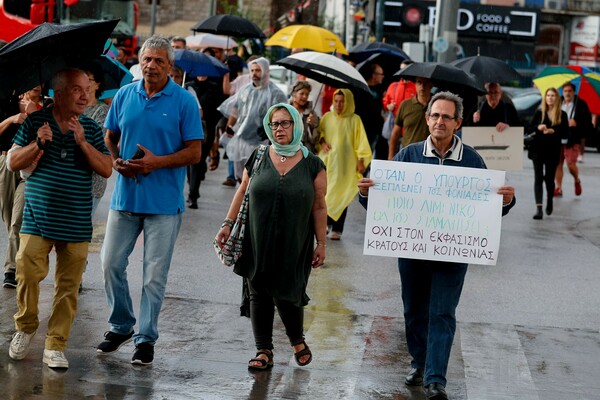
[348,41,409,63]
[173,49,229,80]
[96,55,133,100]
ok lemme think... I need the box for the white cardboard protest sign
[461,126,524,171]
[363,160,506,266]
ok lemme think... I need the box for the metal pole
[375,0,385,41]
[150,0,158,36]
[209,0,217,17]
[434,0,459,63]
[345,0,351,49]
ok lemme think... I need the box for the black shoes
[96,331,134,353]
[533,206,543,220]
[3,272,17,288]
[425,382,448,399]
[546,198,553,215]
[187,198,198,209]
[97,331,153,365]
[405,367,424,386]
[222,178,236,187]
[404,366,447,399]
[131,342,154,366]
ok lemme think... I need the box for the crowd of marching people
[1,29,594,400]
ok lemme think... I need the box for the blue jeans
[101,210,182,345]
[227,160,235,181]
[398,259,468,387]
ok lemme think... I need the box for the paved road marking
[461,322,539,400]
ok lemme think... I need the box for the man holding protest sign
[358,91,515,400]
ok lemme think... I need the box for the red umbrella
[534,65,600,114]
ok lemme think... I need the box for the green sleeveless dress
[234,147,325,307]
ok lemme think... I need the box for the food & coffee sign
[384,1,539,40]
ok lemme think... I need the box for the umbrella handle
[310,82,324,114]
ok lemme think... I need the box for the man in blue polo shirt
[7,68,112,369]
[96,35,203,366]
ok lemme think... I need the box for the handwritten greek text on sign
[363,160,506,265]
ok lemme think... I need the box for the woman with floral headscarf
[215,103,327,370]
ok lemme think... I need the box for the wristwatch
[36,136,47,150]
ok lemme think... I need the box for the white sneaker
[9,330,36,360]
[43,349,69,369]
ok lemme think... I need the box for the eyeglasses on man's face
[428,113,456,122]
[268,120,294,130]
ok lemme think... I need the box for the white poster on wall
[570,16,600,66]
[461,127,524,171]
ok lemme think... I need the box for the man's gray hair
[425,91,464,120]
[140,35,174,63]
[52,68,85,92]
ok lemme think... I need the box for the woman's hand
[311,244,325,268]
[321,142,331,153]
[215,225,231,250]
[307,112,317,128]
[358,178,375,196]
[537,124,547,132]
[11,112,27,125]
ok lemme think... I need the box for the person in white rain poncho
[217,57,287,180]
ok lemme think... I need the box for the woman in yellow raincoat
[318,88,372,240]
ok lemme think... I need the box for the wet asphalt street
[1,149,599,400]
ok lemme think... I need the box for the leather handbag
[213,144,267,266]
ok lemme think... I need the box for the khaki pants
[0,154,25,274]
[14,234,88,351]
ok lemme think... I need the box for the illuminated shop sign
[384,1,540,40]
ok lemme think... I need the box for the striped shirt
[13,107,108,242]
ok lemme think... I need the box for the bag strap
[250,144,267,178]
[243,144,267,196]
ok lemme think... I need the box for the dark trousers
[399,259,468,387]
[327,207,347,233]
[187,121,214,202]
[247,278,304,350]
[374,135,389,161]
[532,153,559,205]
[186,139,214,202]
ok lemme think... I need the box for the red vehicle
[0,0,138,56]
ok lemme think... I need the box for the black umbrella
[394,62,486,95]
[355,53,406,85]
[348,41,409,63]
[0,19,118,99]
[191,14,265,39]
[449,56,521,84]
[276,51,370,93]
